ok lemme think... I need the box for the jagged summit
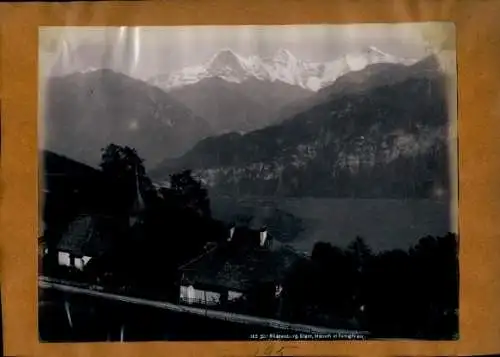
[206,49,247,81]
[272,48,297,64]
[208,48,242,67]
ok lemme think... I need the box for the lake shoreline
[209,195,454,253]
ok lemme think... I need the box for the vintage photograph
[38,24,458,342]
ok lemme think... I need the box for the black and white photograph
[38,23,458,342]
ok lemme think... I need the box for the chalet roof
[56,214,116,257]
[41,150,107,221]
[180,241,301,292]
[42,150,101,176]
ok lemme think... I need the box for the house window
[205,290,221,305]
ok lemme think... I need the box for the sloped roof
[56,215,116,257]
[180,240,301,292]
[41,150,103,192]
[42,150,101,176]
[41,150,107,224]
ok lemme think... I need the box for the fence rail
[39,275,369,338]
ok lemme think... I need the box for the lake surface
[210,196,454,253]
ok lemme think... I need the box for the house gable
[55,214,117,270]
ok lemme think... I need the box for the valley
[41,48,457,253]
[151,54,452,201]
[41,46,427,169]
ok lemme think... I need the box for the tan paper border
[1,1,500,356]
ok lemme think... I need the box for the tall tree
[169,169,211,218]
[94,144,159,290]
[347,236,373,269]
[99,143,154,216]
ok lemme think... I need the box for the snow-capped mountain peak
[272,48,297,64]
[207,48,244,67]
[149,47,419,92]
[205,48,248,83]
[80,66,100,74]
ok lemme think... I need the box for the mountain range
[149,47,417,92]
[41,67,315,167]
[150,54,453,199]
[42,47,454,199]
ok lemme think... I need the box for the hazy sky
[39,23,454,80]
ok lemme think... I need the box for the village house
[48,160,146,272]
[54,214,117,271]
[40,150,108,271]
[178,224,300,310]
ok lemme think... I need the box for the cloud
[40,23,450,79]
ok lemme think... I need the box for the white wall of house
[58,251,71,267]
[260,230,268,246]
[228,226,235,241]
[74,258,84,271]
[57,251,92,270]
[180,285,221,305]
[228,290,243,301]
[74,256,92,271]
[180,285,195,302]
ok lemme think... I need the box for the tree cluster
[43,144,226,300]
[280,233,459,340]
[99,145,227,299]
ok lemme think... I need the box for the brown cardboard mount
[1,1,500,356]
